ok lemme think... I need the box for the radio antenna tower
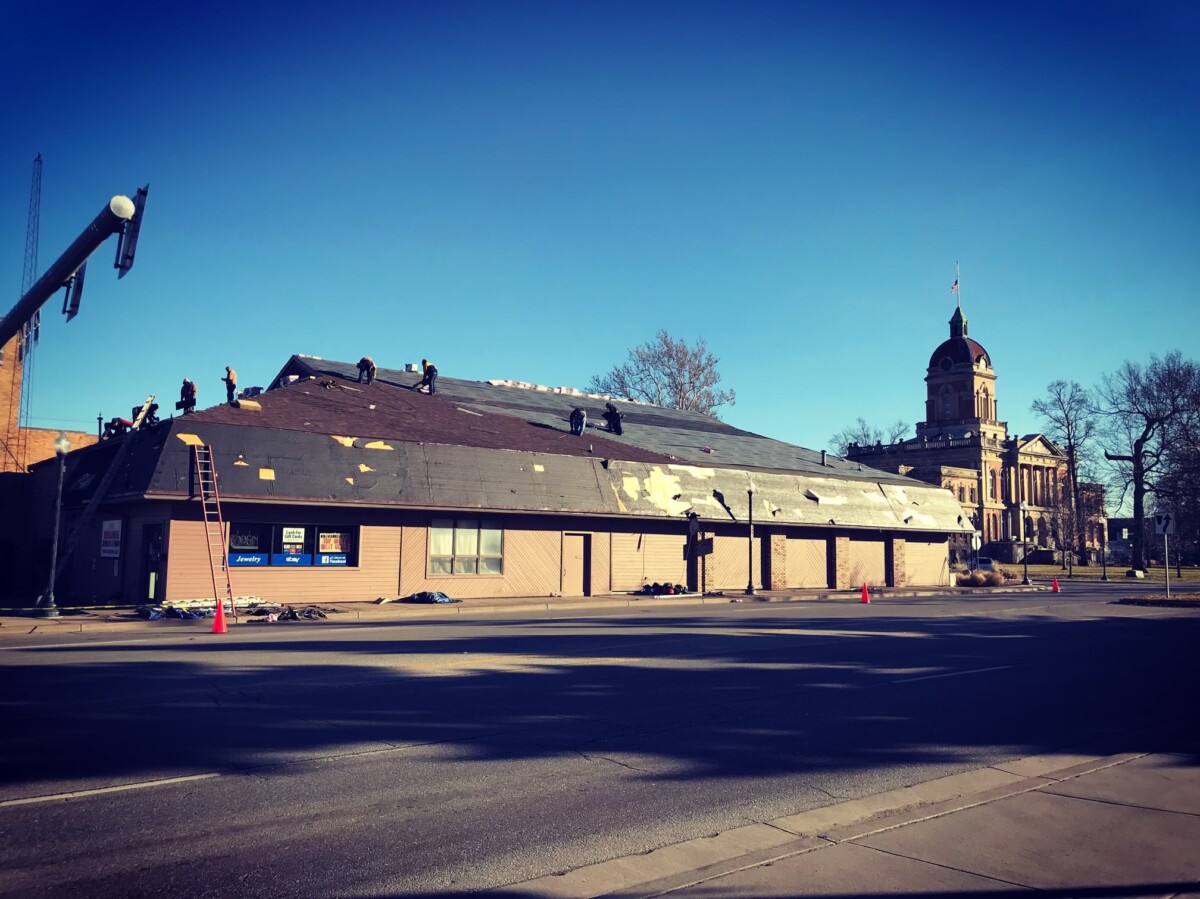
[2,154,41,470]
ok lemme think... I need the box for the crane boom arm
[0,194,139,349]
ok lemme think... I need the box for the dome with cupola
[927,306,991,371]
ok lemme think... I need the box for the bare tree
[1031,380,1098,565]
[830,418,908,456]
[1095,352,1200,574]
[587,331,735,417]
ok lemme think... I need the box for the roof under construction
[54,355,973,534]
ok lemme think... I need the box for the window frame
[428,518,504,577]
[227,523,360,568]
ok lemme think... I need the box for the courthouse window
[429,518,504,575]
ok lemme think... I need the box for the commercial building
[21,355,971,606]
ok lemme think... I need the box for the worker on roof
[416,359,438,395]
[569,407,587,436]
[603,402,624,436]
[179,378,197,415]
[357,356,377,384]
[222,366,238,405]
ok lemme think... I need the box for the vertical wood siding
[905,538,951,586]
[847,537,886,587]
[785,536,829,587]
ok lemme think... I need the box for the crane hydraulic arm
[0,186,148,349]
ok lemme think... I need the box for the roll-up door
[905,538,950,586]
[611,532,687,591]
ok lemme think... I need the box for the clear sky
[2,1,1197,452]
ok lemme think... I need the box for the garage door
[847,537,886,587]
[905,538,950,586]
[612,532,687,591]
[786,536,828,588]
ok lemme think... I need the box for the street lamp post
[745,481,756,596]
[1020,501,1031,585]
[37,432,71,618]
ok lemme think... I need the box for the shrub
[956,569,1007,587]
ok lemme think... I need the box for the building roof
[46,355,972,534]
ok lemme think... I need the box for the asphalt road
[2,587,1198,897]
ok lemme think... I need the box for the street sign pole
[1164,534,1170,599]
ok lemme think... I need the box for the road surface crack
[574,749,649,773]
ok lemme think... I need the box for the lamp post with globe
[37,432,71,618]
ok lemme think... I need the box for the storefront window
[430,518,503,575]
[228,524,358,567]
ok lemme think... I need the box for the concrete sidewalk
[504,746,1200,898]
[0,584,1050,638]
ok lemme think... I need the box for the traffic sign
[1154,513,1176,535]
[971,531,982,551]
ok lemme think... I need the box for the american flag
[950,278,959,294]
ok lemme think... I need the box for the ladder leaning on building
[192,444,235,618]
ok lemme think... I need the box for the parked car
[969,556,995,572]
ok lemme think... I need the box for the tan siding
[785,536,828,587]
[905,538,950,586]
[610,532,686,591]
[847,537,886,587]
[711,535,762,590]
[400,524,559,599]
[166,522,401,603]
[644,533,686,586]
[592,531,612,594]
[611,533,644,592]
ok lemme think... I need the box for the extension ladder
[38,395,157,607]
[192,445,235,618]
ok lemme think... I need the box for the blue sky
[2,1,1197,452]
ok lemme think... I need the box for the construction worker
[416,359,438,395]
[569,407,587,436]
[357,356,377,384]
[179,379,197,414]
[222,366,238,405]
[603,402,624,436]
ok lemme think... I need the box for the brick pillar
[833,535,850,590]
[890,537,907,587]
[769,533,788,589]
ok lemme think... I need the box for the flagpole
[956,261,961,309]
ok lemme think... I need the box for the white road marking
[1,772,220,808]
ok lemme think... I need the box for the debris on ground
[398,591,460,604]
[633,583,690,596]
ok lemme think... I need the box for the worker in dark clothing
[222,366,237,405]
[416,359,438,395]
[179,379,197,414]
[603,402,623,435]
[569,407,587,436]
[357,356,376,384]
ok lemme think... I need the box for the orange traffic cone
[212,600,228,634]
[1051,577,1060,594]
[860,583,870,604]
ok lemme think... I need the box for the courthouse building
[846,305,1105,563]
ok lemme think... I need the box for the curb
[503,749,1147,898]
[0,586,1052,638]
